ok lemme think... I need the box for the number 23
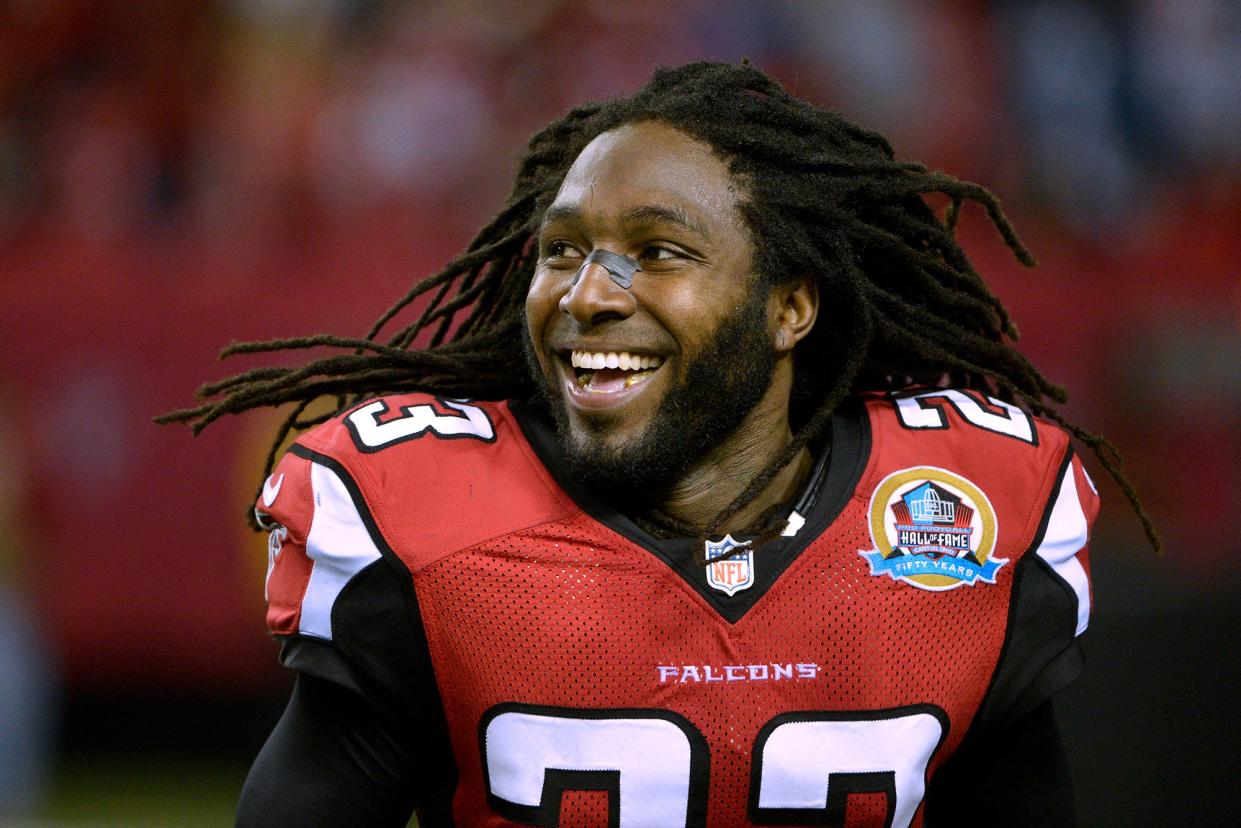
[481,702,947,827]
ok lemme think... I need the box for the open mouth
[567,349,664,393]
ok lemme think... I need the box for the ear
[772,274,818,354]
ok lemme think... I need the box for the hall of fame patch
[860,467,1007,591]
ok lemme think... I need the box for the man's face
[524,121,780,496]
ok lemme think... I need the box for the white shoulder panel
[1035,464,1091,636]
[300,461,383,640]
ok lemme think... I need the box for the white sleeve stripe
[1081,464,1098,496]
[1035,461,1091,637]
[301,462,383,640]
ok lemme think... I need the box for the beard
[525,286,778,504]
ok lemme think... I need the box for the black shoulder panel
[284,441,462,825]
[971,450,1085,733]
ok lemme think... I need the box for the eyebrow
[540,203,709,238]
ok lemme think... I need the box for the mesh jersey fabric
[254,390,1097,827]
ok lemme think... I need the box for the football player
[163,62,1157,827]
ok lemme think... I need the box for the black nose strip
[573,249,641,290]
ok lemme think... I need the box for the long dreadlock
[157,61,1160,553]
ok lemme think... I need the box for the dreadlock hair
[157,60,1160,553]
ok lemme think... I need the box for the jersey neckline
[507,396,873,623]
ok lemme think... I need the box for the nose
[559,259,637,325]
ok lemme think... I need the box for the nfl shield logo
[705,534,755,596]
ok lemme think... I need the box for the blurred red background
[1,1,1237,823]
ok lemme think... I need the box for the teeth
[569,350,663,371]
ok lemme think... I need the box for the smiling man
[164,62,1156,827]
[526,121,816,528]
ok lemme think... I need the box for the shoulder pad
[858,389,1097,572]
[281,394,577,571]
[254,448,384,639]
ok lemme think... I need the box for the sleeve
[245,446,458,823]
[236,673,417,827]
[920,449,1096,825]
[923,698,1076,827]
[975,449,1098,730]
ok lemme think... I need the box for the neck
[656,378,813,535]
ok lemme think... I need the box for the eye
[542,240,584,263]
[639,244,683,262]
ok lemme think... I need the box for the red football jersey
[257,389,1096,827]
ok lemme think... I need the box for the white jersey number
[345,398,494,450]
[481,704,945,828]
[482,705,708,827]
[751,709,946,827]
[893,389,1036,444]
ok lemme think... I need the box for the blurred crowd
[0,0,1238,817]
[2,0,1239,245]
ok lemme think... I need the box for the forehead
[548,121,744,233]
